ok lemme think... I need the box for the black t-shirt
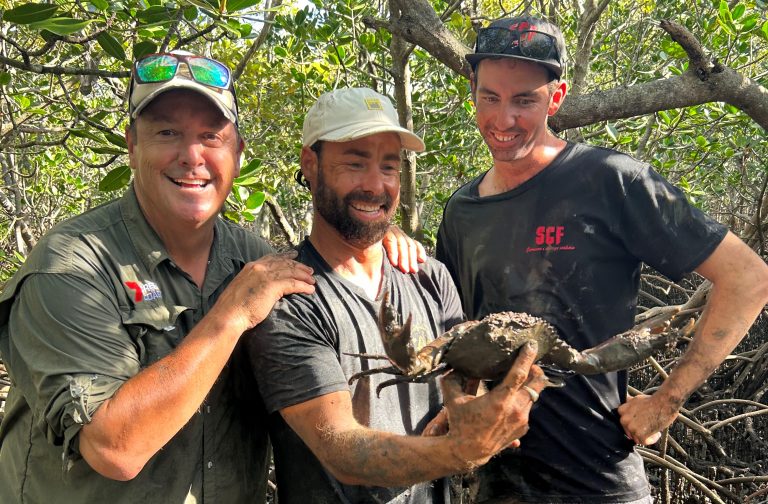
[436,142,727,502]
[247,239,464,504]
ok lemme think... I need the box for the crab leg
[374,365,449,397]
[348,365,403,385]
[545,320,695,374]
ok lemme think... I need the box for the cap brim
[309,122,425,152]
[465,53,562,78]
[131,78,237,124]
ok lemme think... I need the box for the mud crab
[349,292,697,395]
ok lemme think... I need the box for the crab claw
[378,293,416,373]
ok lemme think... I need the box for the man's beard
[314,167,395,247]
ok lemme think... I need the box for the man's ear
[235,136,246,176]
[548,80,568,117]
[125,125,137,170]
[300,146,319,191]
[469,71,477,102]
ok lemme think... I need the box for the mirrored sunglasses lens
[136,55,178,83]
[477,28,514,54]
[519,32,554,59]
[187,57,230,88]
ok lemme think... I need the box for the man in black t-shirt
[247,87,549,504]
[436,16,768,504]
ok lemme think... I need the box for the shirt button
[207,461,213,469]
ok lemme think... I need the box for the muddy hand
[439,341,548,469]
[382,225,426,274]
[214,251,315,332]
[423,378,481,437]
[618,393,677,445]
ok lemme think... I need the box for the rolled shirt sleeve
[6,272,141,457]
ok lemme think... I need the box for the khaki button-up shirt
[0,187,273,503]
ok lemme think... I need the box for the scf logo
[535,226,565,246]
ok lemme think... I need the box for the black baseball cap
[466,16,567,78]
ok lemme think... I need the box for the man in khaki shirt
[0,50,317,503]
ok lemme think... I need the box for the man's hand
[214,251,316,332]
[618,393,677,445]
[382,226,427,274]
[440,341,548,468]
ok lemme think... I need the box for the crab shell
[439,312,560,380]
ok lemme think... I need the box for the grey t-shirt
[247,239,464,504]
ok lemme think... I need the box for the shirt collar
[119,185,170,272]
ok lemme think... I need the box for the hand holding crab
[434,341,549,468]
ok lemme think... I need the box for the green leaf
[70,128,105,142]
[718,1,732,22]
[90,0,109,11]
[183,6,198,20]
[99,165,132,192]
[740,14,759,31]
[137,6,179,24]
[226,0,260,12]
[133,41,157,59]
[2,3,58,24]
[88,145,126,155]
[214,18,243,37]
[717,0,737,35]
[273,46,288,57]
[15,95,31,109]
[0,72,11,86]
[239,158,262,178]
[234,175,260,186]
[28,17,94,36]
[731,4,745,19]
[96,32,126,61]
[761,21,768,40]
[238,22,252,37]
[695,135,708,147]
[245,191,266,210]
[605,123,618,142]
[104,132,128,148]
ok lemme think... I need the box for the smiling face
[472,58,565,167]
[126,89,244,234]
[303,133,402,248]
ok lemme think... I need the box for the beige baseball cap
[302,87,425,152]
[129,50,238,124]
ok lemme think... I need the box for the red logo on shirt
[124,281,162,302]
[526,226,575,253]
[125,281,143,302]
[535,226,564,245]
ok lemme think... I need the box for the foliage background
[1,0,767,502]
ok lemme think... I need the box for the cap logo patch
[364,97,384,111]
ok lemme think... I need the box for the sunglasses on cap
[132,53,232,89]
[476,27,559,62]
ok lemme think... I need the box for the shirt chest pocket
[121,304,190,367]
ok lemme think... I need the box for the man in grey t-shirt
[247,87,548,504]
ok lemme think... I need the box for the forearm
[79,309,245,480]
[313,426,472,487]
[619,235,768,444]
[657,270,768,408]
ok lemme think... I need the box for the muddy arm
[620,232,768,444]
[280,343,546,487]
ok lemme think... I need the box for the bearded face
[313,164,396,247]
